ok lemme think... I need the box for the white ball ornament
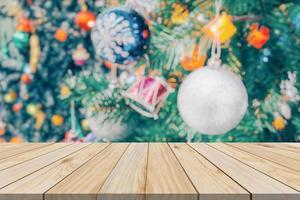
[178,61,248,135]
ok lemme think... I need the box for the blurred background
[0,0,299,143]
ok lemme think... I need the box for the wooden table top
[0,143,299,200]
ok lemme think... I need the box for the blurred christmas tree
[0,0,299,142]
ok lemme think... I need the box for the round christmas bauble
[0,138,5,143]
[21,73,32,84]
[178,67,248,135]
[51,114,64,126]
[0,128,5,136]
[9,136,23,143]
[55,29,68,42]
[4,91,17,103]
[26,104,39,116]
[13,31,30,49]
[16,17,34,33]
[91,7,150,64]
[272,116,285,131]
[74,10,96,31]
[12,103,23,113]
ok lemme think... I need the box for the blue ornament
[91,7,150,65]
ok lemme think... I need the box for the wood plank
[0,143,50,160]
[45,143,129,200]
[281,143,300,153]
[0,143,87,189]
[209,143,300,191]
[0,143,109,200]
[0,144,22,150]
[146,143,197,200]
[255,143,300,155]
[189,143,299,200]
[0,143,68,170]
[231,143,300,172]
[98,143,148,200]
[169,143,249,200]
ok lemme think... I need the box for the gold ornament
[81,119,90,131]
[171,4,189,25]
[180,45,207,71]
[29,34,41,73]
[52,114,64,126]
[26,104,40,117]
[167,71,183,89]
[203,13,236,43]
[4,91,17,103]
[60,85,71,98]
[272,116,285,131]
[9,136,23,143]
[35,111,46,130]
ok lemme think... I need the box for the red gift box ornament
[122,76,173,119]
[247,23,270,49]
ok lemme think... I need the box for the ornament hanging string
[210,0,222,62]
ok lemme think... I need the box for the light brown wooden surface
[0,143,299,200]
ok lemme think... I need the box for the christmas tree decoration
[16,16,34,33]
[21,73,32,84]
[203,12,236,43]
[29,34,40,73]
[87,112,127,141]
[91,7,150,64]
[72,45,90,66]
[4,91,17,103]
[12,103,23,113]
[51,114,64,126]
[178,64,248,134]
[81,119,90,131]
[0,128,5,136]
[178,0,248,135]
[180,45,207,71]
[13,31,30,49]
[35,111,45,130]
[247,23,270,49]
[60,85,71,98]
[1,0,300,143]
[122,76,173,119]
[167,71,183,89]
[55,28,68,42]
[9,136,23,143]
[26,103,40,117]
[272,114,286,131]
[171,4,189,25]
[74,10,96,31]
[0,138,5,143]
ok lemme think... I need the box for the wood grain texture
[169,143,249,200]
[280,143,300,153]
[146,143,197,200]
[0,143,67,170]
[0,143,87,189]
[209,143,300,191]
[45,143,129,200]
[0,144,109,200]
[254,143,300,157]
[189,143,299,200]
[0,143,298,200]
[0,143,50,160]
[98,143,148,200]
[231,143,300,172]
